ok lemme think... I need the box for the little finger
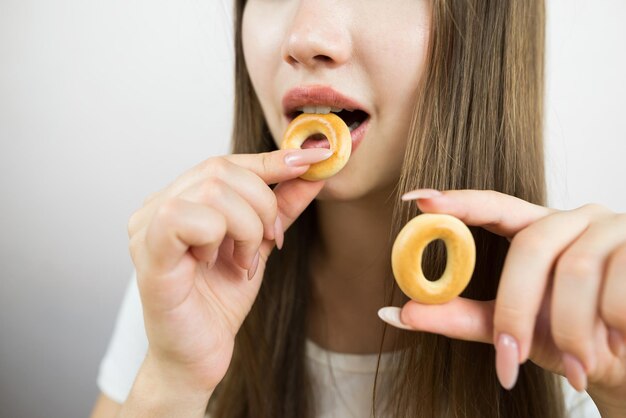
[552,215,626,375]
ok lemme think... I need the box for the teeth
[348,121,361,132]
[316,106,331,114]
[294,107,354,114]
[300,106,331,114]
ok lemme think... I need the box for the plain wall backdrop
[0,1,624,417]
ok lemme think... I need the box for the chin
[315,183,365,201]
[314,167,395,202]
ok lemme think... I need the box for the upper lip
[282,85,369,119]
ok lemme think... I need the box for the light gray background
[0,1,624,417]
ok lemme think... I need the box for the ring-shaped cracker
[281,113,352,181]
[391,213,476,304]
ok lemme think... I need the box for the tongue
[301,134,330,149]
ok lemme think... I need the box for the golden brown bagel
[280,113,352,181]
[391,213,476,304]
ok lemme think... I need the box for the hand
[127,148,331,394]
[380,189,626,414]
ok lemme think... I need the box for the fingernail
[401,188,442,201]
[284,148,333,167]
[377,307,414,330]
[562,353,588,392]
[248,252,260,281]
[608,328,625,357]
[496,333,520,390]
[274,216,284,250]
[563,353,587,392]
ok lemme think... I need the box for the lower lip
[296,117,370,155]
[349,118,369,154]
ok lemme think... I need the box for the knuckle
[127,209,144,238]
[578,203,609,215]
[127,213,138,238]
[485,190,504,206]
[252,217,265,241]
[551,327,585,353]
[401,304,419,326]
[198,178,227,202]
[510,228,546,254]
[494,302,527,335]
[204,213,227,244]
[203,157,230,178]
[154,198,182,226]
[260,152,273,177]
[601,302,626,331]
[555,251,599,280]
[262,190,279,218]
[128,234,142,261]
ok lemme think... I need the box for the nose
[281,2,352,68]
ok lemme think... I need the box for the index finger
[224,148,333,185]
[402,189,555,238]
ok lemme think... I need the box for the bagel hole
[301,134,330,149]
[421,239,447,281]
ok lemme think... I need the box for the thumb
[259,177,325,257]
[381,298,495,344]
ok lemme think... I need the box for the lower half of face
[312,108,412,201]
[243,0,431,201]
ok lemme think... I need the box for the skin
[91,0,626,416]
[390,190,626,416]
[242,0,430,353]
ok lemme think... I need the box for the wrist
[120,351,214,417]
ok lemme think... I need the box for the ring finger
[179,178,265,270]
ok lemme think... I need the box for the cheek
[365,16,430,149]
[241,4,283,115]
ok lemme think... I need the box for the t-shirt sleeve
[561,376,601,418]
[96,271,148,404]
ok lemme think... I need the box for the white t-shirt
[97,274,600,417]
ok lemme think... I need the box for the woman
[91,0,626,416]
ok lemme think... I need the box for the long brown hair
[209,0,565,417]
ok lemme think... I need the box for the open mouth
[288,107,370,149]
[288,106,370,133]
[282,86,371,150]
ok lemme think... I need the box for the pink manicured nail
[274,216,284,250]
[562,353,588,392]
[284,148,333,167]
[608,328,625,357]
[496,333,520,390]
[248,252,260,281]
[377,307,414,330]
[401,188,442,201]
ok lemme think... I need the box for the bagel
[391,213,476,304]
[281,113,352,181]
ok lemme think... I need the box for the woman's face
[242,0,431,201]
